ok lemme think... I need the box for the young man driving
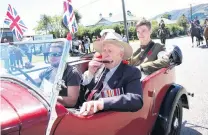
[35,43,82,108]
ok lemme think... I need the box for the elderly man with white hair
[79,32,143,116]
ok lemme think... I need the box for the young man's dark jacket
[129,41,170,75]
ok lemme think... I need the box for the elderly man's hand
[79,100,104,116]
[88,60,102,74]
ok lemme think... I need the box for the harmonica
[94,60,113,63]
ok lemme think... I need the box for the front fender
[151,83,189,135]
[160,84,189,118]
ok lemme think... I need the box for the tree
[75,25,86,38]
[129,26,136,39]
[74,10,82,24]
[50,15,67,38]
[34,10,82,37]
[162,13,171,20]
[151,20,158,27]
[177,14,189,33]
[35,15,67,38]
[35,14,52,34]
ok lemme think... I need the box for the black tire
[152,99,183,135]
[167,99,183,135]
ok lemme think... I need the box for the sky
[0,0,207,33]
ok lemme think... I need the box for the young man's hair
[136,18,151,30]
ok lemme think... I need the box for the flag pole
[45,1,76,135]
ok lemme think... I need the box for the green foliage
[35,14,52,34]
[151,25,159,38]
[151,20,159,38]
[74,10,82,24]
[177,14,189,32]
[151,20,158,26]
[166,24,183,35]
[75,25,85,38]
[35,13,186,40]
[35,10,82,37]
[150,20,184,38]
[162,14,171,20]
[91,25,105,37]
[35,14,68,38]
[128,26,136,39]
[75,21,185,41]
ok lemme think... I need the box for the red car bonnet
[1,95,20,134]
[1,80,48,133]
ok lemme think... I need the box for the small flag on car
[62,0,78,34]
[4,4,28,41]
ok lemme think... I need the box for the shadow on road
[198,45,208,49]
[181,120,208,135]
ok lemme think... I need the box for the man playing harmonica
[80,32,143,116]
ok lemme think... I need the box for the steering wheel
[10,66,38,86]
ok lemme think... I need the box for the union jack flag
[4,4,28,41]
[63,0,78,34]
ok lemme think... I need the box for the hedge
[75,22,185,42]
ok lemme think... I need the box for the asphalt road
[130,36,208,135]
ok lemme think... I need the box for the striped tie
[86,68,110,101]
[95,68,110,91]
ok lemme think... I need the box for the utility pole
[190,4,192,21]
[121,0,129,43]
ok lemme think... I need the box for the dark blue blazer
[86,62,143,112]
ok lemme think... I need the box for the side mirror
[169,45,183,66]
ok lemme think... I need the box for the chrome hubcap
[173,117,179,129]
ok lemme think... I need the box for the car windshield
[0,39,70,102]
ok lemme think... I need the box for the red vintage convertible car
[0,39,192,135]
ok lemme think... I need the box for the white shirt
[102,63,120,90]
[82,62,121,91]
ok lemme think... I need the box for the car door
[53,76,154,135]
[54,109,150,135]
[143,68,175,132]
[52,58,158,135]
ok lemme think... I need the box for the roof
[0,25,35,36]
[0,25,10,29]
[105,13,139,23]
[85,13,139,26]
[156,18,177,24]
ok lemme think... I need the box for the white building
[85,11,139,27]
[0,25,18,43]
[0,24,37,43]
[155,17,177,24]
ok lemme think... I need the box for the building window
[1,31,13,43]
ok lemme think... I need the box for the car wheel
[151,99,183,135]
[168,100,183,135]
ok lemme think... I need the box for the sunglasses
[48,52,62,57]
